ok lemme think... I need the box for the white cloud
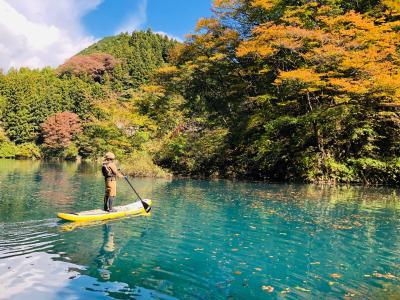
[0,0,102,71]
[155,31,183,43]
[115,0,147,34]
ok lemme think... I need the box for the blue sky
[0,0,213,70]
[83,0,213,40]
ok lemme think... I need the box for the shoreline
[1,157,398,187]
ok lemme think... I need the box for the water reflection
[97,224,117,281]
[0,159,400,299]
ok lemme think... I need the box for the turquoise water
[0,159,399,299]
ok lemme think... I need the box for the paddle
[119,170,151,213]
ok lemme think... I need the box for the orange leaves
[195,18,220,32]
[305,44,345,65]
[275,68,323,87]
[319,11,375,33]
[235,3,400,105]
[237,41,275,58]
[237,22,326,58]
[327,78,368,95]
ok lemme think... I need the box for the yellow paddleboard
[57,199,152,222]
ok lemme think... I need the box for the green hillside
[80,30,177,89]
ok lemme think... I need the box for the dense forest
[0,0,399,184]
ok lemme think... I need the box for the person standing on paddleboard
[102,152,123,212]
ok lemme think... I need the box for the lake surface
[0,159,399,300]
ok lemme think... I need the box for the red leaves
[58,53,117,81]
[42,112,82,150]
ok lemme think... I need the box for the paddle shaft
[119,170,150,212]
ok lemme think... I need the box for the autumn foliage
[58,53,117,81]
[42,112,82,151]
[152,0,400,183]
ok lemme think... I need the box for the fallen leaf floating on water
[372,272,398,280]
[234,271,242,275]
[281,288,291,294]
[332,225,353,230]
[310,262,320,265]
[255,268,262,271]
[328,281,337,286]
[353,221,363,227]
[261,285,274,293]
[330,273,342,279]
[295,287,311,292]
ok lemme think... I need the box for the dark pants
[104,196,115,211]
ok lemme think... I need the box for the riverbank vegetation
[0,1,399,184]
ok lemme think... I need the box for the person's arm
[109,163,124,178]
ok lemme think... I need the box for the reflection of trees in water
[96,224,118,280]
[38,162,80,205]
[0,159,41,176]
[0,159,42,219]
[0,159,85,220]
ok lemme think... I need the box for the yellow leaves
[383,0,400,14]
[295,286,311,292]
[210,53,227,61]
[237,41,275,58]
[329,273,342,279]
[213,0,238,10]
[237,23,326,58]
[192,0,400,108]
[261,285,274,293]
[141,85,165,95]
[195,18,220,32]
[306,44,345,64]
[275,69,323,86]
[372,272,398,280]
[251,0,278,10]
[319,11,375,32]
[156,66,179,75]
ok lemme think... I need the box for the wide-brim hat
[105,152,115,160]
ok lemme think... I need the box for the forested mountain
[0,1,399,184]
[0,30,177,177]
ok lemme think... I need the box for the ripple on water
[0,220,60,259]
